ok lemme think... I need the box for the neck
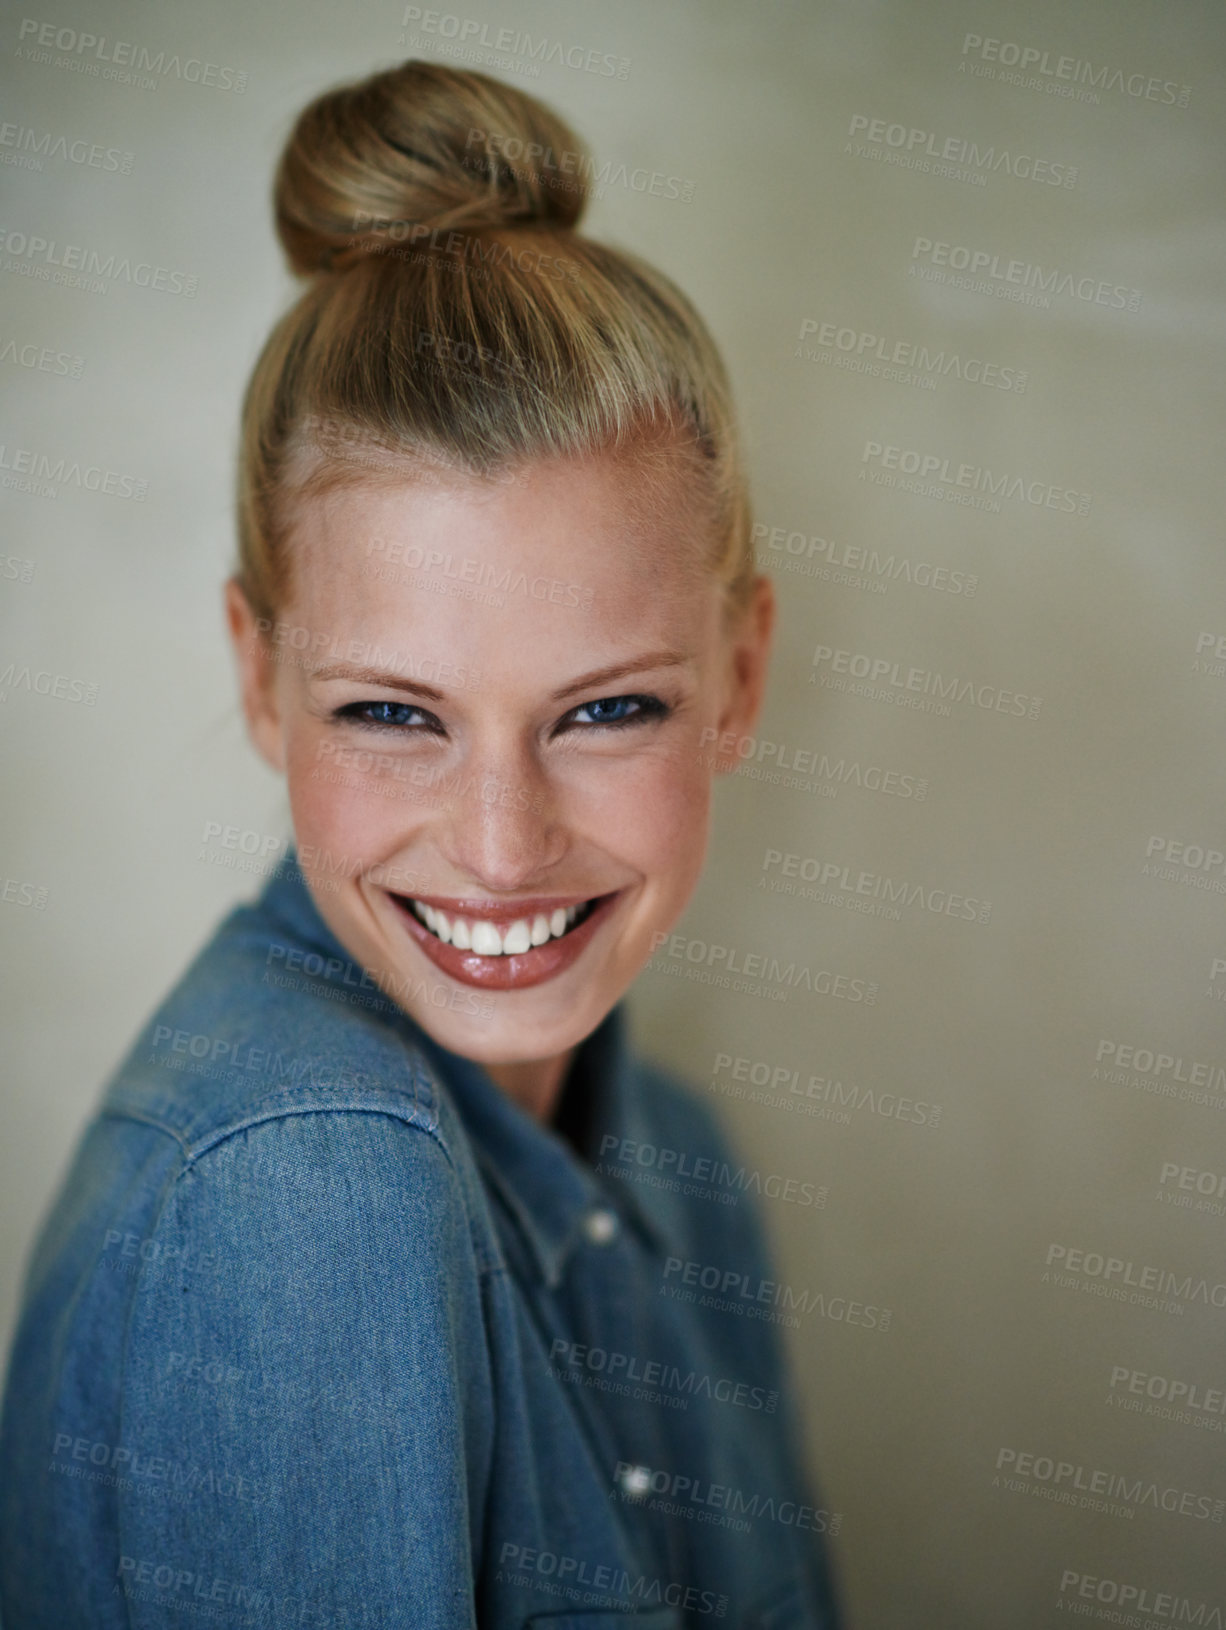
[484,1047,577,1123]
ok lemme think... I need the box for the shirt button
[617,1462,652,1498]
[581,1207,620,1246]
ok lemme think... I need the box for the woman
[0,60,842,1629]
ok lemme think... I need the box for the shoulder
[116,1108,498,1556]
[83,877,504,1274]
[99,885,448,1156]
[147,1106,499,1286]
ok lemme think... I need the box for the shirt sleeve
[115,1110,492,1628]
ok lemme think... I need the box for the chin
[406,987,614,1067]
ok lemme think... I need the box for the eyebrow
[308,651,691,703]
[309,663,447,701]
[550,651,691,701]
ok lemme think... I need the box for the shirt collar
[406,993,675,1288]
[252,852,675,1287]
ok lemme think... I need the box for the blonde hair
[235,59,754,624]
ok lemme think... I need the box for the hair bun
[273,59,591,275]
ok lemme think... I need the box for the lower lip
[387,890,621,990]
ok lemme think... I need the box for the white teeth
[410,897,597,955]
[470,920,503,956]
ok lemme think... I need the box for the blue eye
[570,694,668,728]
[334,693,670,735]
[336,700,440,731]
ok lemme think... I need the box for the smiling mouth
[401,896,604,957]
[386,888,621,991]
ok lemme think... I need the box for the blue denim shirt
[0,854,842,1629]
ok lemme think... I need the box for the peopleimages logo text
[810,645,1041,720]
[860,440,1092,514]
[16,18,247,91]
[1058,1573,1222,1626]
[400,9,630,78]
[548,1337,778,1414]
[996,1448,1223,1522]
[798,318,1025,393]
[909,237,1141,311]
[1045,1244,1226,1310]
[959,34,1191,106]
[846,114,1076,186]
[0,225,197,296]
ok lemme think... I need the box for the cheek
[283,722,408,861]
[579,751,712,881]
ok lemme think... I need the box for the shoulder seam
[181,1100,452,1168]
[99,1106,191,1156]
[100,1097,457,1171]
[148,1104,505,1280]
[103,1046,446,1159]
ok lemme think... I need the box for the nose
[434,738,567,892]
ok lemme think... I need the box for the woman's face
[228,442,773,1073]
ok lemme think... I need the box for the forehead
[283,445,717,643]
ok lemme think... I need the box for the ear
[224,578,287,774]
[712,574,775,774]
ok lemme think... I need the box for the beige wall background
[2,0,1224,1623]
